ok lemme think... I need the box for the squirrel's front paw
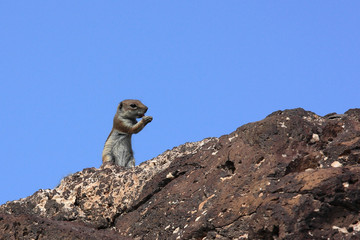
[143,116,153,123]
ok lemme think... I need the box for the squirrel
[102,99,153,167]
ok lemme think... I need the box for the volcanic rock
[1,108,360,239]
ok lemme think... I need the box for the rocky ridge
[1,108,360,239]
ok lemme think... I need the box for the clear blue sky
[1,2,359,204]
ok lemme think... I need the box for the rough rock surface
[1,108,360,239]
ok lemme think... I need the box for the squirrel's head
[117,99,148,119]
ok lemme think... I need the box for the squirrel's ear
[119,102,123,110]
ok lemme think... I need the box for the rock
[331,161,343,168]
[1,108,360,239]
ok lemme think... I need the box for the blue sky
[1,1,359,204]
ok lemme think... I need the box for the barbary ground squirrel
[102,99,153,167]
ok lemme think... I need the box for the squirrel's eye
[130,104,137,108]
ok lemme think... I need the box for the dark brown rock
[1,108,360,239]
[0,213,120,240]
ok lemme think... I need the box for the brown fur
[102,99,153,166]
